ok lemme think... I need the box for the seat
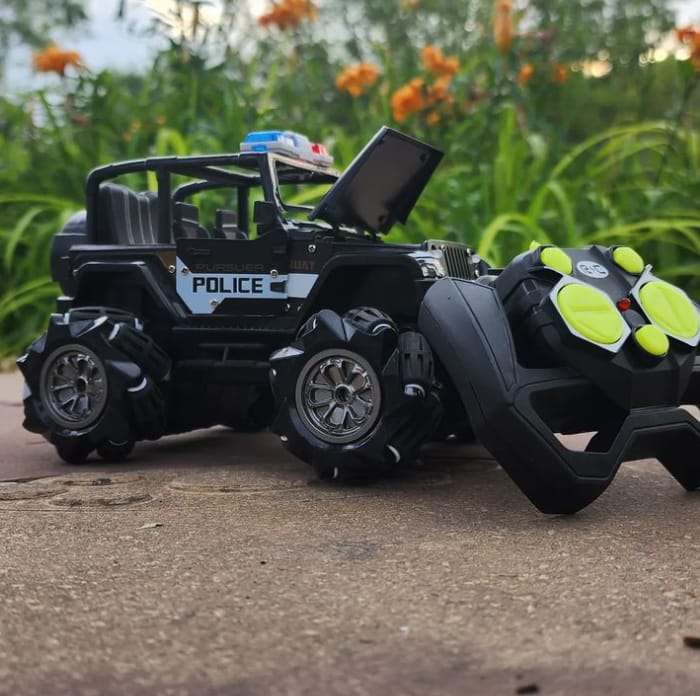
[173,202,210,239]
[98,183,160,244]
[213,209,248,240]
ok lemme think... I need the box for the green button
[612,246,644,274]
[639,281,699,339]
[541,246,573,275]
[556,284,624,345]
[633,324,669,357]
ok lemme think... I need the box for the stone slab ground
[1,371,699,695]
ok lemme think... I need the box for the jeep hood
[308,127,443,234]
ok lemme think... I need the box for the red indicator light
[309,142,334,167]
[617,298,632,311]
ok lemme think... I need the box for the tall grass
[403,113,700,297]
[0,196,76,357]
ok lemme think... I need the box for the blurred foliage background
[0,0,699,357]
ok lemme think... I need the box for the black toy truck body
[18,127,700,514]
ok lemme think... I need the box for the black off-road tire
[96,439,136,462]
[270,307,442,482]
[17,310,170,465]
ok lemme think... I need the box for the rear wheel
[18,310,170,465]
[40,344,108,431]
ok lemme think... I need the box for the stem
[654,74,698,185]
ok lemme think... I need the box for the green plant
[0,196,78,356]
[391,112,700,299]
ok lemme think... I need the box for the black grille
[425,241,476,280]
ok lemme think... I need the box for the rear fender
[296,256,421,328]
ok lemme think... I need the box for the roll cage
[84,151,339,244]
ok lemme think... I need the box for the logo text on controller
[576,260,609,279]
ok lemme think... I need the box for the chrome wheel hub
[296,348,381,444]
[40,344,107,429]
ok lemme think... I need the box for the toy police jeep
[18,127,700,514]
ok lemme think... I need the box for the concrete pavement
[1,370,699,695]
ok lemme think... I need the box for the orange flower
[31,45,82,76]
[335,62,380,97]
[427,74,454,105]
[676,27,697,44]
[493,0,513,54]
[422,46,440,71]
[258,0,317,30]
[390,78,425,123]
[518,63,534,86]
[676,26,700,70]
[553,62,568,84]
[421,45,460,76]
[426,111,441,126]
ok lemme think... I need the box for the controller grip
[418,278,700,514]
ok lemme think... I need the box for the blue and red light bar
[240,130,333,167]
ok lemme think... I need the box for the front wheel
[270,307,442,482]
[295,347,383,446]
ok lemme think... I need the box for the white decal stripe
[286,273,318,298]
[176,256,286,314]
[175,257,318,313]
